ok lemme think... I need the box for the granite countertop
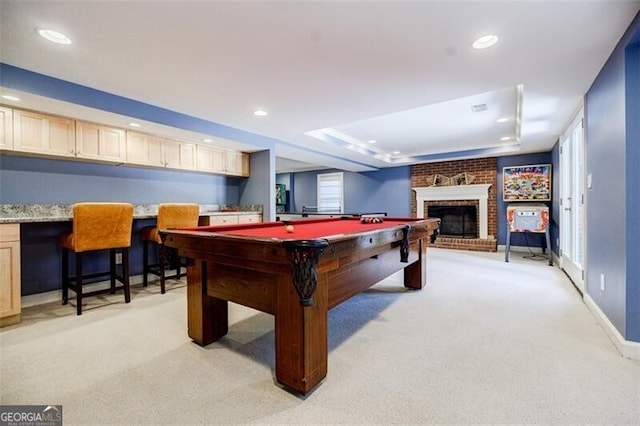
[0,204,262,224]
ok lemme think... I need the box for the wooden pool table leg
[274,273,328,395]
[187,259,228,346]
[404,238,427,289]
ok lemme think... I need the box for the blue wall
[585,13,639,341]
[625,37,640,342]
[0,154,245,296]
[240,149,276,221]
[353,167,412,216]
[279,166,413,216]
[0,155,238,204]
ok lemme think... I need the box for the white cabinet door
[164,139,196,170]
[0,106,14,150]
[196,144,226,173]
[126,131,164,167]
[13,110,75,157]
[0,224,21,326]
[225,150,250,176]
[76,121,126,163]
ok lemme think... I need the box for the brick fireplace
[411,158,498,252]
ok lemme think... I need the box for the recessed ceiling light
[36,28,72,45]
[500,136,511,141]
[129,122,141,128]
[496,117,509,123]
[472,34,498,49]
[1,95,20,101]
[203,138,212,143]
[368,139,377,144]
[253,110,268,116]
[392,151,401,155]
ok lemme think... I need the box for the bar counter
[0,204,262,223]
[0,203,263,326]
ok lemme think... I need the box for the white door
[560,109,585,292]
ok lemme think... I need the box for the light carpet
[1,248,639,424]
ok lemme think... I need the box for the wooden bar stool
[141,203,200,294]
[59,202,134,315]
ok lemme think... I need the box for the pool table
[161,216,440,394]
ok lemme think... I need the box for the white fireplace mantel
[413,184,491,239]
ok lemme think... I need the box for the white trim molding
[584,293,640,359]
[413,184,491,239]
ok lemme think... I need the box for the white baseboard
[584,293,640,360]
[21,274,147,308]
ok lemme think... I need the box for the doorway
[560,107,585,292]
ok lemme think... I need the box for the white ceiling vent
[471,103,488,112]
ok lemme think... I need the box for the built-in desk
[0,204,262,326]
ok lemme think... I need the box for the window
[317,172,343,213]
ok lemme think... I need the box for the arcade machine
[505,203,552,266]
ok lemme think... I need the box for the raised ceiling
[1,1,638,172]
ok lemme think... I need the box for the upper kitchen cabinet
[127,131,196,170]
[196,144,226,173]
[225,150,250,177]
[163,138,196,170]
[0,106,13,150]
[75,121,126,163]
[126,131,165,167]
[196,145,249,176]
[6,107,250,177]
[13,109,75,158]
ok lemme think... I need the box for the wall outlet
[115,252,123,265]
[600,273,605,292]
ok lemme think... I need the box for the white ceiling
[1,1,638,173]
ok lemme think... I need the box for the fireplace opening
[428,205,478,238]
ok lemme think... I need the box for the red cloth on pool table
[182,218,412,240]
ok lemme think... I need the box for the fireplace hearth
[413,184,491,239]
[411,158,498,252]
[412,184,496,252]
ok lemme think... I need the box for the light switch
[587,173,592,189]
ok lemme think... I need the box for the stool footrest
[65,270,126,286]
[145,263,185,280]
[67,285,129,299]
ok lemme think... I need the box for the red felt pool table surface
[181,217,419,240]
[162,216,440,394]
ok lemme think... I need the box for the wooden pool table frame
[161,217,440,394]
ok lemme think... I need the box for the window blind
[317,172,343,213]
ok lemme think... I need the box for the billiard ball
[285,225,294,233]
